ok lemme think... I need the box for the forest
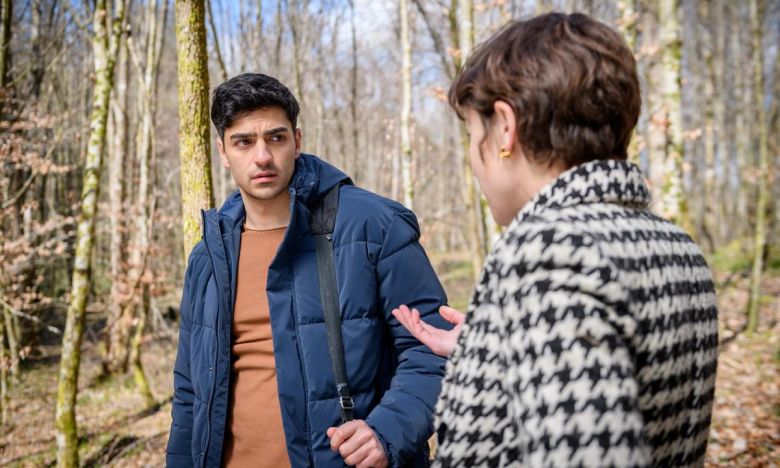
[0,0,778,466]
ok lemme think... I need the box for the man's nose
[252,145,273,165]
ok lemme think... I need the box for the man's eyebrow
[229,132,257,140]
[263,127,289,136]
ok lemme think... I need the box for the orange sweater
[222,227,290,468]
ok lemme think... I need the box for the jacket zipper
[287,188,315,466]
[200,210,226,468]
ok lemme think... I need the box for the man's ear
[216,137,230,168]
[493,100,517,155]
[294,127,302,157]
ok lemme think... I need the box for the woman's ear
[493,100,517,155]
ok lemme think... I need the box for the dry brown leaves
[706,274,780,467]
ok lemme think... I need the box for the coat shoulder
[335,185,419,245]
[338,185,410,222]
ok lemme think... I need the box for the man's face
[217,107,301,204]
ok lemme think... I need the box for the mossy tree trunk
[657,0,693,234]
[1,295,18,378]
[175,0,215,259]
[746,0,768,336]
[130,286,155,408]
[55,1,125,466]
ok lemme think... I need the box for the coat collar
[202,153,351,239]
[513,159,651,226]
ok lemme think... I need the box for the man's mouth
[251,171,277,183]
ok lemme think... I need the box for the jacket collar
[514,159,651,225]
[203,153,351,238]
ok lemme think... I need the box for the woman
[392,12,718,467]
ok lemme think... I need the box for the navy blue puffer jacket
[166,154,449,467]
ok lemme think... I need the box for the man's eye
[236,139,252,147]
[270,134,285,142]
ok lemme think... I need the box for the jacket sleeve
[166,253,199,467]
[365,210,450,467]
[502,230,651,466]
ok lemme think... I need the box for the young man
[166,73,449,468]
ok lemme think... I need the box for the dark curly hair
[211,73,300,139]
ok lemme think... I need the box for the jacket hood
[206,153,352,235]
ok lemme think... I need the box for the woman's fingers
[439,305,465,325]
[393,304,461,357]
[393,305,426,339]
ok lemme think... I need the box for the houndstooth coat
[434,160,718,467]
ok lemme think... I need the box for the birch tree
[104,18,130,376]
[455,0,487,277]
[746,0,769,335]
[55,1,126,466]
[128,0,168,406]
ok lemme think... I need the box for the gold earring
[499,148,511,159]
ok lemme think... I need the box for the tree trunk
[274,0,284,70]
[0,300,8,427]
[103,21,130,376]
[617,0,639,163]
[453,0,484,278]
[55,1,125,466]
[30,0,43,98]
[399,0,414,210]
[109,0,168,375]
[205,0,232,206]
[448,0,484,278]
[254,0,264,64]
[657,0,693,234]
[0,0,11,87]
[746,0,768,335]
[349,0,359,180]
[287,0,304,107]
[175,0,215,259]
[131,285,155,408]
[2,301,17,377]
[206,0,229,83]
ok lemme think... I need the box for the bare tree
[103,14,130,377]
[400,0,414,210]
[747,0,769,335]
[0,0,11,88]
[55,0,126,465]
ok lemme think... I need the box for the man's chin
[242,186,287,202]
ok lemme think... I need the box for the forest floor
[0,260,778,467]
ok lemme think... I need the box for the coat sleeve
[364,209,450,467]
[166,253,199,467]
[501,229,651,466]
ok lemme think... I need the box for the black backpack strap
[311,184,354,424]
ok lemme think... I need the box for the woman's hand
[391,304,465,357]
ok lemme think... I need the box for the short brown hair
[449,13,641,167]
